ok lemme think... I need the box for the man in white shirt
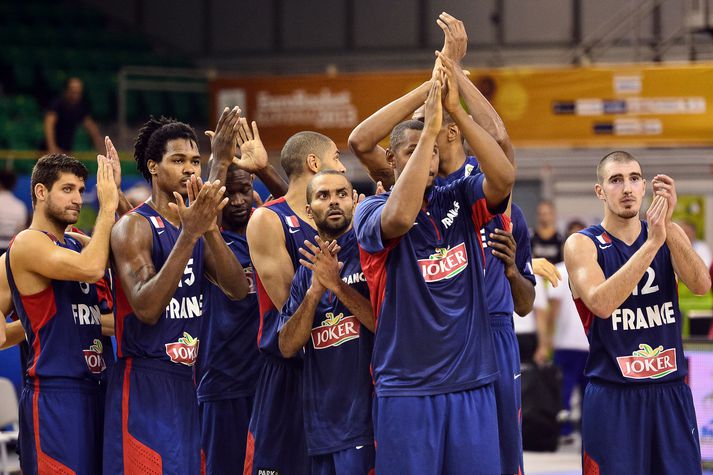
[0,170,28,253]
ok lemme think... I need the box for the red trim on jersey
[255,272,276,348]
[200,449,206,475]
[358,238,401,332]
[33,379,75,474]
[574,298,595,335]
[21,285,57,378]
[243,431,255,475]
[121,359,162,475]
[500,213,512,233]
[96,275,114,313]
[583,451,600,475]
[114,278,132,358]
[262,196,287,208]
[472,199,495,269]
[425,212,441,241]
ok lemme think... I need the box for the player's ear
[447,123,459,142]
[34,183,47,202]
[594,183,605,201]
[306,154,320,174]
[306,203,313,219]
[147,159,158,176]
[385,149,396,169]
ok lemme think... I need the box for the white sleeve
[532,275,548,311]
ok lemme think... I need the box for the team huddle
[0,12,710,475]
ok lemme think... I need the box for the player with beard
[105,110,249,475]
[6,153,118,474]
[244,131,346,475]
[564,151,709,474]
[354,67,514,473]
[278,171,375,474]
[197,114,286,473]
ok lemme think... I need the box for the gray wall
[77,0,702,62]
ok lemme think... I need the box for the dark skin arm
[348,81,432,190]
[439,53,514,210]
[380,80,442,240]
[110,213,199,325]
[488,228,535,316]
[184,177,248,301]
[112,178,234,324]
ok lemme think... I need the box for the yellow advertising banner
[211,63,713,150]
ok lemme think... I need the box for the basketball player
[104,110,249,475]
[354,63,514,475]
[244,131,345,475]
[431,53,535,475]
[279,171,375,474]
[6,153,117,474]
[564,151,710,474]
[197,116,285,473]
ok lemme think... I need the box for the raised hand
[234,118,269,173]
[299,237,342,293]
[104,136,122,189]
[532,258,562,287]
[488,228,518,276]
[646,195,668,247]
[423,78,443,136]
[437,12,468,62]
[651,174,676,224]
[208,106,241,164]
[96,154,119,213]
[436,51,461,114]
[169,175,228,239]
[352,188,366,206]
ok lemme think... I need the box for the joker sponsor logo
[418,242,468,283]
[83,339,107,374]
[165,332,200,366]
[311,312,360,350]
[616,343,677,380]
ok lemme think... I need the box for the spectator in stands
[680,220,712,269]
[548,219,589,441]
[531,200,563,263]
[0,169,28,254]
[43,77,103,153]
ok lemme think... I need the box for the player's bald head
[389,120,424,152]
[280,131,334,179]
[597,151,640,183]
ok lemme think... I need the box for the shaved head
[597,151,640,183]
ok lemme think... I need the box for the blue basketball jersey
[575,222,687,384]
[354,173,506,396]
[196,230,263,401]
[280,230,374,455]
[435,159,535,318]
[114,203,205,367]
[255,197,318,356]
[6,232,107,381]
[433,155,480,187]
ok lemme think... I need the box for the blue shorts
[582,379,701,475]
[19,378,103,475]
[373,384,500,474]
[200,396,253,475]
[311,445,375,475]
[244,355,309,475]
[492,315,524,475]
[103,358,200,475]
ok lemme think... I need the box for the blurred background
[1,0,713,473]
